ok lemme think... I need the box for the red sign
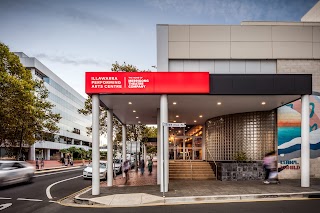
[85,72,209,94]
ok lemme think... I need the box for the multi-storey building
[15,52,92,160]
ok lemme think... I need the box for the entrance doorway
[169,136,203,161]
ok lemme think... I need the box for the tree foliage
[78,61,157,152]
[0,43,61,159]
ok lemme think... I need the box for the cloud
[61,7,123,29]
[34,53,110,67]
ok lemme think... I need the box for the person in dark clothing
[139,159,145,175]
[35,158,39,170]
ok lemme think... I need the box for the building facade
[156,1,320,179]
[15,52,92,160]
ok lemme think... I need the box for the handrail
[206,147,218,180]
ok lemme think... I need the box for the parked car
[0,161,35,187]
[113,159,122,174]
[83,161,107,180]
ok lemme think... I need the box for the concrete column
[71,139,75,145]
[80,141,83,146]
[202,125,206,160]
[28,144,35,161]
[92,94,100,195]
[301,95,310,187]
[122,124,126,178]
[46,149,50,160]
[107,109,113,187]
[160,95,168,192]
[144,144,147,163]
[157,108,160,184]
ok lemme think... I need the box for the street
[0,167,320,213]
[0,167,91,212]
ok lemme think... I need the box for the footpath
[72,164,320,208]
[27,160,85,174]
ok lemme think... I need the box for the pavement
[72,163,320,207]
[26,160,86,173]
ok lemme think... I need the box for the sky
[0,0,318,98]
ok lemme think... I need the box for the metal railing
[206,147,218,180]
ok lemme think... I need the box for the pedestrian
[70,157,73,166]
[35,158,39,170]
[64,157,68,166]
[40,158,44,169]
[263,151,277,184]
[123,159,130,184]
[148,159,153,175]
[67,154,70,166]
[139,159,145,175]
[82,158,85,166]
[61,157,65,166]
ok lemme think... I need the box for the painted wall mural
[277,95,320,178]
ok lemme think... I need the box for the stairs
[169,161,215,180]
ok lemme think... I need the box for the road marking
[0,198,11,200]
[34,168,83,177]
[0,203,12,211]
[17,198,43,202]
[46,175,83,199]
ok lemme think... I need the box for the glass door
[193,136,202,160]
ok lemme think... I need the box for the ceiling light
[173,120,176,122]
[217,102,221,105]
[178,130,181,133]
[128,102,132,105]
[176,115,179,118]
[133,110,136,112]
[136,117,139,118]
[194,120,197,123]
[173,102,177,105]
[199,115,203,118]
[261,102,266,105]
[138,121,141,123]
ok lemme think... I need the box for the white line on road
[34,168,83,177]
[0,203,12,211]
[0,198,11,200]
[46,175,83,199]
[17,198,43,202]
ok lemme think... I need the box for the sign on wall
[85,72,209,94]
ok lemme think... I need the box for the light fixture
[178,130,181,133]
[194,120,197,123]
[128,102,132,105]
[136,116,139,118]
[133,110,136,112]
[138,121,141,123]
[173,120,176,122]
[176,115,179,118]
[199,115,203,118]
[261,102,266,105]
[217,102,221,105]
[173,102,177,105]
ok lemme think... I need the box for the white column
[28,144,35,161]
[144,144,147,163]
[202,125,206,160]
[157,108,161,184]
[46,149,50,160]
[107,109,113,187]
[92,94,100,195]
[160,95,168,192]
[122,124,127,178]
[301,95,310,187]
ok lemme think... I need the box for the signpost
[161,122,186,197]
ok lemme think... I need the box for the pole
[91,94,100,195]
[162,124,165,197]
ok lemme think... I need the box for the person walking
[35,158,39,170]
[123,159,131,184]
[147,159,153,175]
[40,158,44,169]
[139,159,145,175]
[263,151,277,184]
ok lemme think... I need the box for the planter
[216,161,265,181]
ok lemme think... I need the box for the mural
[277,95,320,178]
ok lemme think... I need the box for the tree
[0,43,61,159]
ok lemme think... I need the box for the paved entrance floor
[76,163,320,207]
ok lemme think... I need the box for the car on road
[0,161,35,187]
[83,161,107,180]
